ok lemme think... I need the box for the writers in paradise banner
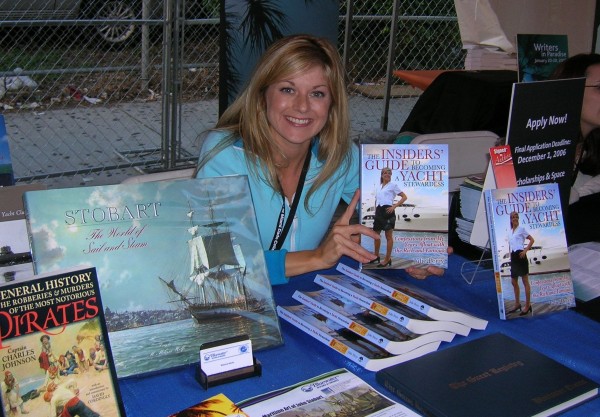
[360,144,448,269]
[516,34,568,82]
[485,183,576,320]
[0,267,125,417]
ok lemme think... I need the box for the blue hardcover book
[376,333,599,417]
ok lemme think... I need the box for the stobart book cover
[23,176,283,378]
[360,144,449,270]
[0,266,126,417]
[484,183,575,320]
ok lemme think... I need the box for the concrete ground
[6,94,419,189]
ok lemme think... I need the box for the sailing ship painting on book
[484,183,576,319]
[360,143,449,269]
[24,176,283,377]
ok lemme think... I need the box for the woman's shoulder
[200,129,241,152]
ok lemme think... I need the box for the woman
[196,34,379,285]
[195,34,441,284]
[551,54,600,244]
[507,211,535,316]
[370,168,407,267]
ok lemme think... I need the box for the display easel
[460,240,493,284]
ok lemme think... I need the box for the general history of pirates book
[0,266,126,417]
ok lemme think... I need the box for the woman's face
[381,169,392,182]
[581,64,600,137]
[510,212,519,226]
[264,65,332,153]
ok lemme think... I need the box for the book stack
[464,46,517,71]
[277,263,487,371]
[455,174,485,245]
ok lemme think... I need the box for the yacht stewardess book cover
[360,143,448,270]
[24,176,283,378]
[484,183,575,320]
[376,333,599,417]
[0,266,126,417]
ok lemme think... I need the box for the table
[118,255,600,416]
[392,69,452,91]
[399,70,518,137]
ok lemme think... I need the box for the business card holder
[196,356,262,389]
[195,335,262,389]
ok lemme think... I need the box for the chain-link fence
[1,0,463,188]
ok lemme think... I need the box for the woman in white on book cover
[508,211,535,316]
[369,167,408,268]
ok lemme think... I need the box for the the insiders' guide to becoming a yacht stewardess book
[360,143,448,270]
[484,182,575,320]
[24,176,283,378]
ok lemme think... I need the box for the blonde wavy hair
[197,34,351,211]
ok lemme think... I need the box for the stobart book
[23,176,283,378]
[484,183,575,320]
[360,143,449,270]
[0,266,126,417]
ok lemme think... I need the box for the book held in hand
[24,176,283,377]
[484,182,575,319]
[0,266,126,417]
[376,333,599,417]
[360,143,449,269]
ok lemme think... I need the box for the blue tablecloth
[118,255,600,416]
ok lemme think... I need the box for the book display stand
[460,240,493,285]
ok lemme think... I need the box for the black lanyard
[269,150,311,251]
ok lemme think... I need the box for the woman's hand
[404,246,453,279]
[285,190,379,276]
[315,190,381,267]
